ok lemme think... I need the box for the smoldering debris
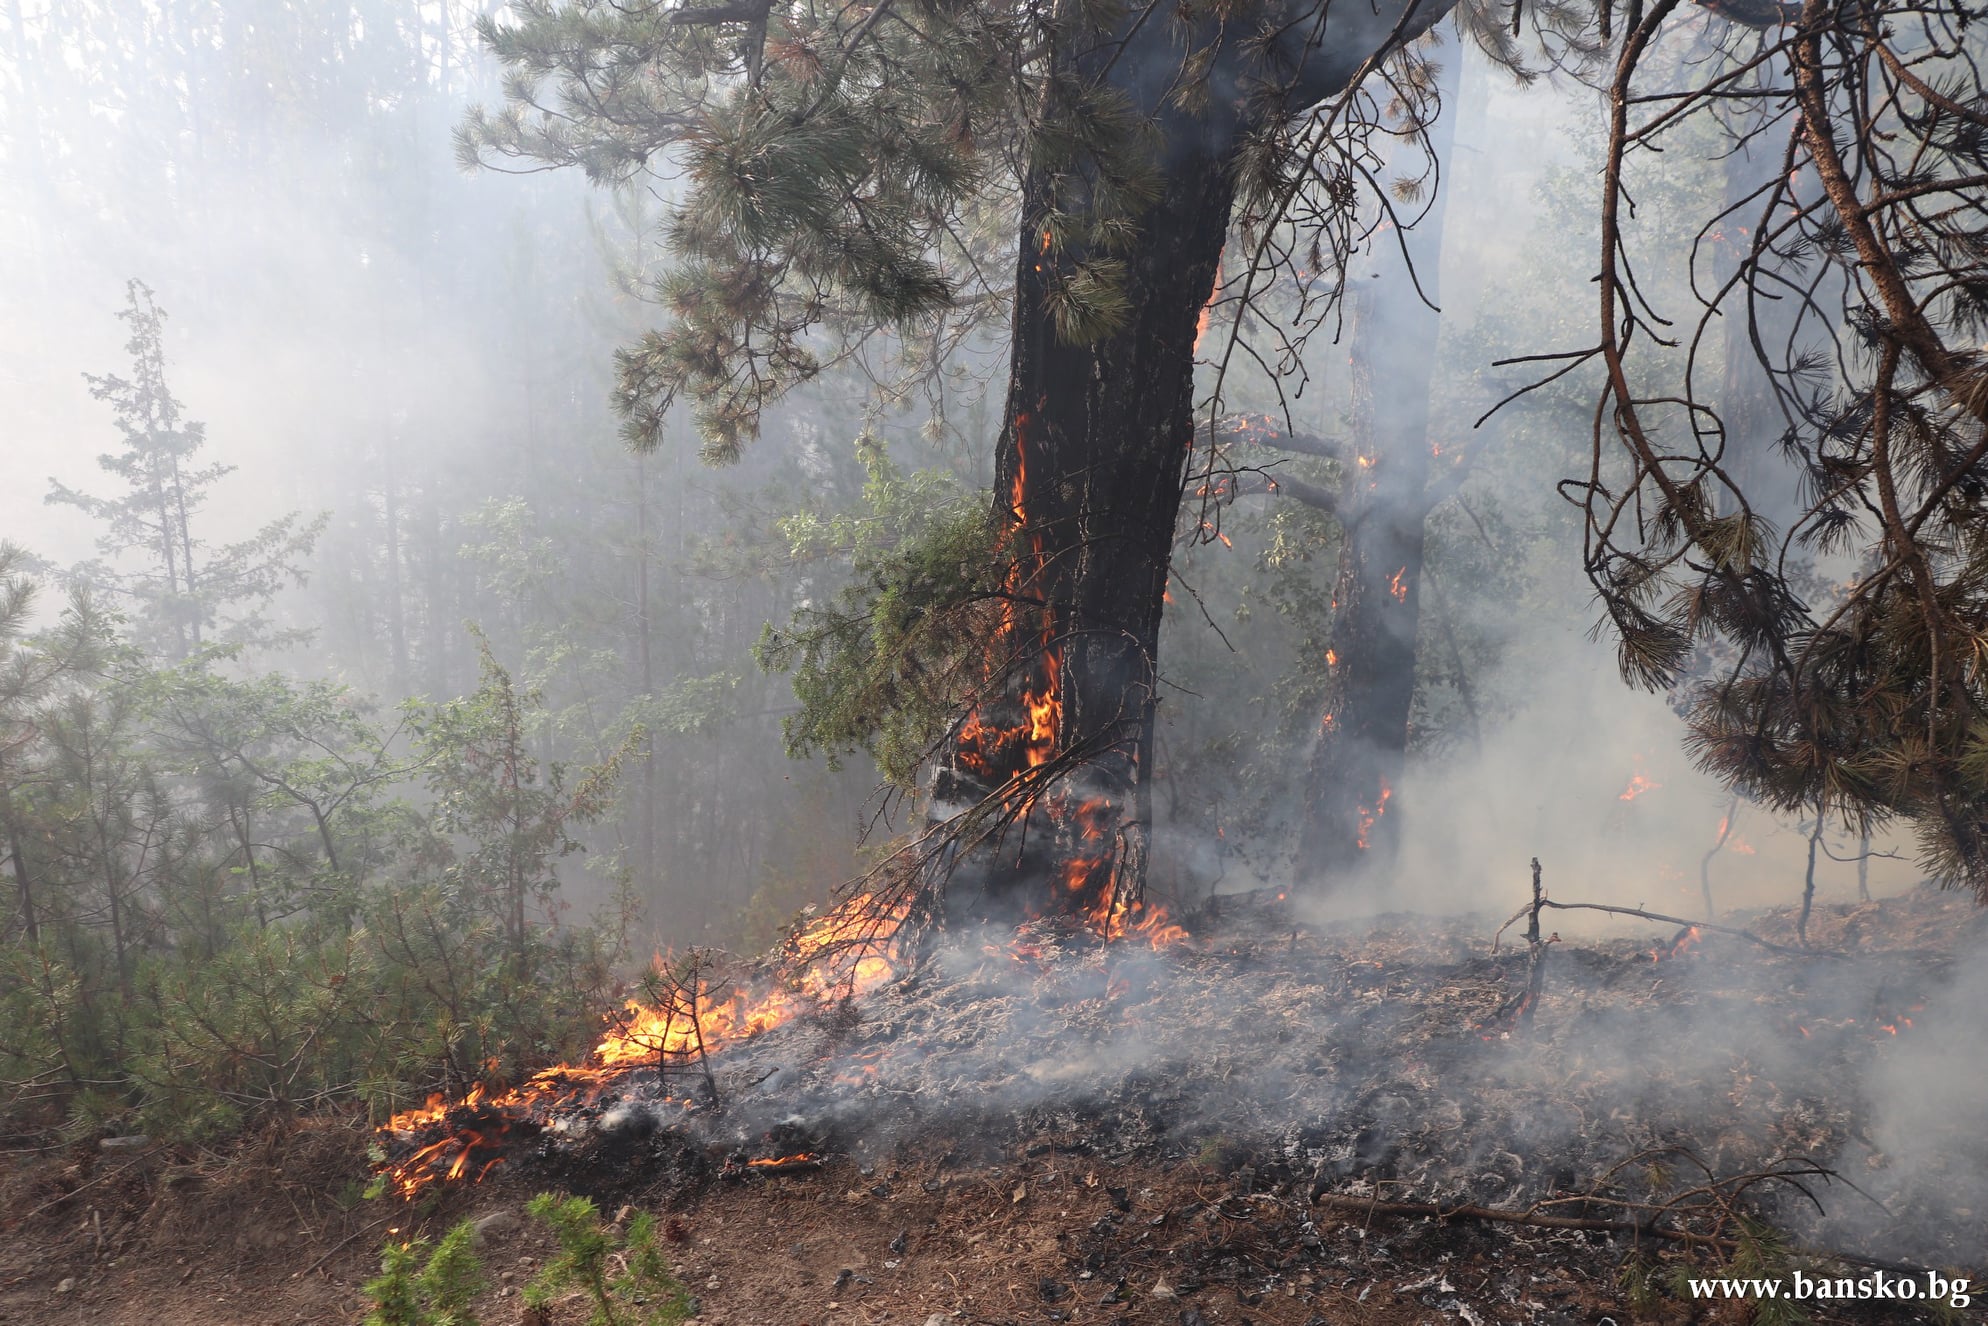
[380,884,1986,1275]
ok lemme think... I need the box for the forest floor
[0,1119,1736,1326]
[4,887,1984,1326]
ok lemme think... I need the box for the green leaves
[0,615,637,1142]
[755,444,999,789]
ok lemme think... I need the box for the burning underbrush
[378,883,1988,1283]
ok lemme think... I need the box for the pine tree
[458,0,1460,924]
[1568,0,1988,896]
[48,281,324,660]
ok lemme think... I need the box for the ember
[722,1151,824,1179]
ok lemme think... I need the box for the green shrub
[523,1193,690,1326]
[362,1218,484,1326]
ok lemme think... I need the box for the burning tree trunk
[930,154,1234,930]
[928,3,1460,928]
[1296,43,1461,884]
[457,0,1465,933]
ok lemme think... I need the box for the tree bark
[932,0,1458,925]
[1,774,36,944]
[1297,39,1460,883]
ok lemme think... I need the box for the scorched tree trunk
[932,0,1460,926]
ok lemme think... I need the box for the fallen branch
[12,1155,157,1225]
[1515,900,1839,960]
[1311,1190,1732,1247]
[1309,1192,1960,1280]
[297,1212,399,1279]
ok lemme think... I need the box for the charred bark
[1297,45,1460,884]
[931,123,1235,931]
[930,0,1459,927]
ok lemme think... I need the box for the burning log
[720,1151,825,1179]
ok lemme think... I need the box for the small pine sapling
[523,1193,690,1326]
[362,1218,485,1326]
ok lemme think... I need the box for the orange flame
[1619,773,1660,802]
[379,890,910,1197]
[597,895,908,1068]
[957,412,1062,780]
[1651,925,1702,962]
[1085,888,1190,950]
[1193,251,1224,356]
[1354,779,1393,851]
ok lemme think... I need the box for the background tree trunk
[1298,38,1461,884]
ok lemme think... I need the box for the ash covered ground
[407,884,1988,1279]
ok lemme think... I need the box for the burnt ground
[4,886,1987,1325]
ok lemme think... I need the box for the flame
[377,1084,518,1198]
[379,890,910,1197]
[1193,251,1224,356]
[957,412,1061,780]
[1619,773,1660,802]
[1085,889,1190,950]
[1387,568,1408,602]
[1651,925,1702,962]
[1325,649,1338,668]
[1354,779,1393,851]
[597,894,908,1068]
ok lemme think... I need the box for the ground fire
[378,875,1190,1199]
[368,882,1986,1304]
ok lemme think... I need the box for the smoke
[1814,924,1988,1263]
[10,3,1985,1280]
